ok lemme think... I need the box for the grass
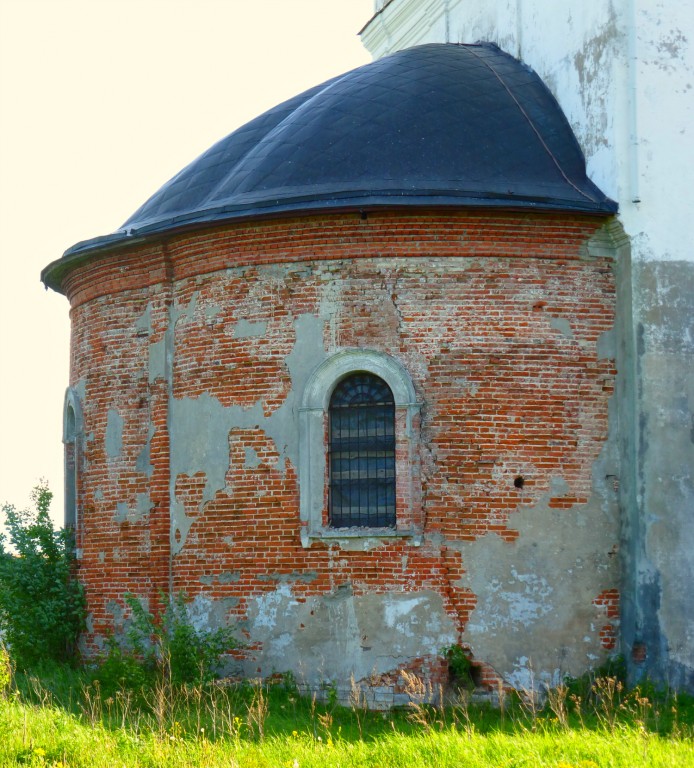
[1,663,694,767]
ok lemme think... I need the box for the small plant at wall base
[0,483,86,669]
[111,591,236,686]
[442,644,476,691]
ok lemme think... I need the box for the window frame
[298,349,422,548]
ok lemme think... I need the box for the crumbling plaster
[128,240,618,690]
[168,310,327,552]
[457,474,620,689]
[361,0,694,691]
[631,260,694,688]
[244,586,457,684]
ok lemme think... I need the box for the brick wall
[65,210,620,685]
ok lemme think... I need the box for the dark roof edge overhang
[42,192,617,294]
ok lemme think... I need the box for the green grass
[1,664,693,767]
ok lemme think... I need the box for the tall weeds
[4,662,694,768]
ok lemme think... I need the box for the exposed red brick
[64,210,617,677]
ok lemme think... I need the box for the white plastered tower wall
[362,0,694,689]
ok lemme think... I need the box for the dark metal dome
[44,43,616,289]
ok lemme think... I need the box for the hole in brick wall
[514,476,525,489]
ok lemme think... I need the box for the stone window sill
[301,526,422,548]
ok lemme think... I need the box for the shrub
[0,642,12,697]
[0,484,86,669]
[93,635,154,696]
[94,591,236,689]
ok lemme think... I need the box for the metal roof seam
[465,45,600,205]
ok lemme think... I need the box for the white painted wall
[362,0,694,266]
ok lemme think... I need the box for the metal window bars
[328,373,396,528]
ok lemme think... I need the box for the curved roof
[44,43,616,289]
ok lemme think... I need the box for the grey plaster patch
[172,508,195,556]
[629,260,694,686]
[115,493,154,524]
[637,261,694,354]
[205,305,221,322]
[311,533,414,552]
[548,476,570,498]
[148,337,167,383]
[244,446,261,469]
[257,571,318,583]
[170,312,327,551]
[571,7,618,157]
[135,303,152,336]
[654,29,688,70]
[73,378,87,402]
[597,328,616,359]
[115,502,128,523]
[550,316,574,339]
[105,599,125,627]
[186,592,238,633]
[241,586,456,685]
[200,572,241,586]
[105,409,123,458]
[233,319,267,338]
[455,473,620,686]
[176,291,199,325]
[136,425,155,476]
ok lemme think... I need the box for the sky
[0,0,374,525]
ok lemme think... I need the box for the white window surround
[298,349,423,548]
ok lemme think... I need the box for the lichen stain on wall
[571,6,619,158]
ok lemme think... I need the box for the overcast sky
[0,0,373,524]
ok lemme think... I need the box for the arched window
[329,373,395,528]
[63,388,83,535]
[299,349,423,546]
[65,403,77,530]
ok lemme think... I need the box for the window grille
[328,373,396,528]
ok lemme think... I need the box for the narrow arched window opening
[64,403,77,530]
[63,388,82,537]
[329,373,396,528]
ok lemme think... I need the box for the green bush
[0,484,86,669]
[94,591,236,689]
[0,642,12,697]
[93,634,154,697]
